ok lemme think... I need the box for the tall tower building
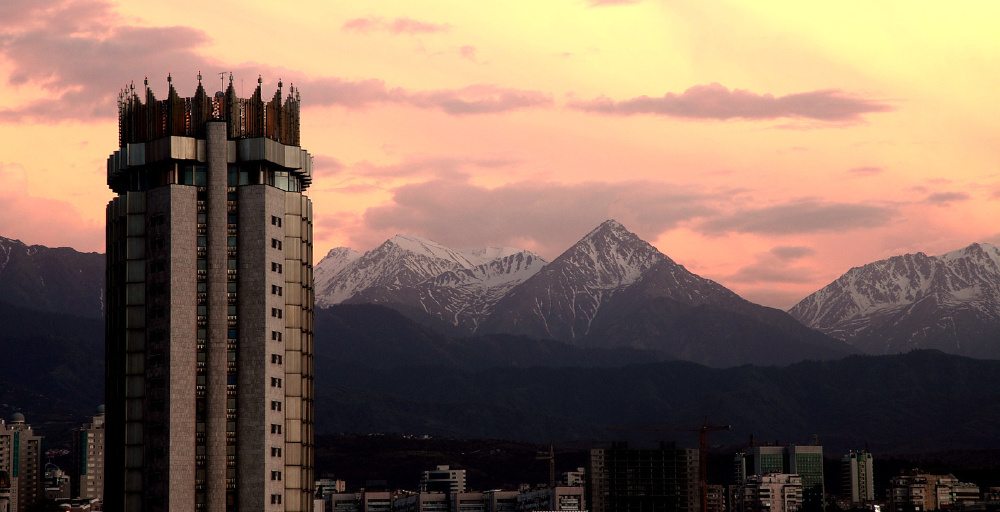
[0,413,43,512]
[72,405,106,501]
[105,74,315,512]
[840,451,873,504]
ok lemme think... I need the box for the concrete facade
[105,77,314,512]
[0,415,42,512]
[72,408,106,501]
[738,474,802,512]
[889,473,981,512]
[840,451,874,505]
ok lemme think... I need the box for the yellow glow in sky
[1,0,997,308]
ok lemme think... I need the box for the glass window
[193,166,207,186]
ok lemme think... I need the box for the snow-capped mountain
[789,242,1000,357]
[0,236,104,318]
[314,234,546,332]
[479,220,666,340]
[473,220,852,365]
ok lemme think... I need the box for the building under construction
[587,443,699,512]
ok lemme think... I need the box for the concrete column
[206,122,229,512]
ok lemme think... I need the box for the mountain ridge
[789,242,1000,357]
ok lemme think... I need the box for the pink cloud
[570,83,892,122]
[728,246,818,285]
[770,246,815,260]
[924,191,971,205]
[351,156,517,181]
[359,178,718,257]
[459,45,478,61]
[0,164,102,251]
[0,1,546,121]
[341,16,449,34]
[403,84,552,115]
[302,78,551,114]
[848,166,884,176]
[701,200,896,234]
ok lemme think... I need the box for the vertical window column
[195,196,208,509]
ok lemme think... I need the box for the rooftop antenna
[217,71,230,92]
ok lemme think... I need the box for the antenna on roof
[217,71,230,92]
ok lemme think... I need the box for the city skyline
[1,1,998,308]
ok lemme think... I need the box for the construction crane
[608,419,732,512]
[536,444,556,488]
[692,421,733,512]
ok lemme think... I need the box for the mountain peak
[482,220,668,340]
[583,219,631,238]
[940,242,1000,263]
[382,234,476,264]
[323,246,358,259]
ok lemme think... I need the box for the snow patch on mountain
[314,247,361,297]
[789,242,1000,344]
[0,237,18,274]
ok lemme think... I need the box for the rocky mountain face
[479,220,665,340]
[0,236,104,318]
[789,243,1000,357]
[315,234,546,333]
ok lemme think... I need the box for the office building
[588,443,699,512]
[421,466,467,494]
[0,414,43,512]
[733,445,824,510]
[105,74,315,511]
[840,451,874,505]
[72,405,105,501]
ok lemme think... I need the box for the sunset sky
[1,0,998,308]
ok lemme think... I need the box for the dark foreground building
[105,74,315,512]
[588,443,699,512]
